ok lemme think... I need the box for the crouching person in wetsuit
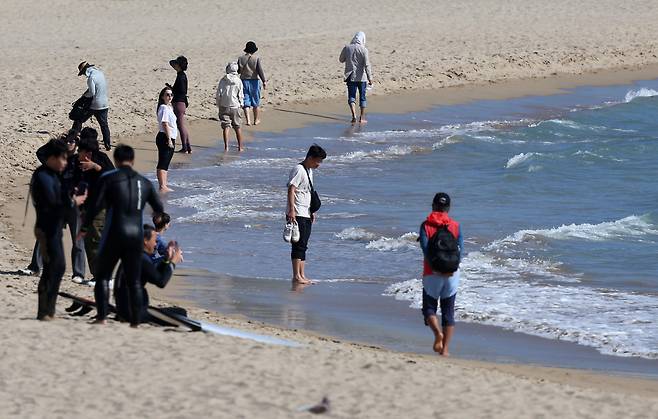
[114,224,183,323]
[31,138,87,320]
[79,144,164,326]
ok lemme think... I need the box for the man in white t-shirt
[286,144,327,285]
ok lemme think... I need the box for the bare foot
[254,119,261,125]
[245,122,251,126]
[350,117,357,124]
[293,277,312,285]
[433,334,444,353]
[159,186,174,193]
[440,350,450,357]
[238,147,244,152]
[359,118,368,124]
[224,147,228,152]
[91,318,107,325]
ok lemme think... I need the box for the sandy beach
[2,1,658,417]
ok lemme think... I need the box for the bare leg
[156,169,173,192]
[426,315,444,354]
[291,259,311,284]
[235,126,243,151]
[253,107,261,125]
[299,260,313,284]
[243,107,252,125]
[222,126,229,151]
[349,103,357,123]
[359,107,367,124]
[441,326,454,357]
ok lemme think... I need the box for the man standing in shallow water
[419,193,463,356]
[286,144,326,285]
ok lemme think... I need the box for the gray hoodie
[339,32,372,83]
[83,67,109,110]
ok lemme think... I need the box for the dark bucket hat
[244,41,258,54]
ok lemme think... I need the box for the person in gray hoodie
[72,62,111,151]
[339,32,373,124]
[216,62,245,151]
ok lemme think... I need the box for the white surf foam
[335,228,419,251]
[505,152,542,169]
[383,251,658,359]
[486,214,658,251]
[624,88,658,103]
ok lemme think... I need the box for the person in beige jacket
[339,32,373,124]
[216,62,245,151]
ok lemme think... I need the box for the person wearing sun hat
[169,56,191,154]
[72,61,111,151]
[237,41,267,125]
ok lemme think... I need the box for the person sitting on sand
[155,86,178,192]
[286,144,326,286]
[237,41,267,126]
[339,31,373,124]
[418,193,463,356]
[216,62,245,151]
[114,224,183,323]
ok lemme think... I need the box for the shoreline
[2,65,658,417]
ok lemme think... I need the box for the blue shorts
[242,79,261,108]
[346,81,367,108]
[421,271,460,326]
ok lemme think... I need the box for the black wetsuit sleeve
[95,152,115,172]
[146,179,164,214]
[82,173,108,230]
[141,254,174,288]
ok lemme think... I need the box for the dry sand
[2,1,658,417]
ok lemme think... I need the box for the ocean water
[161,82,658,361]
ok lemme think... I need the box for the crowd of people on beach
[25,32,460,355]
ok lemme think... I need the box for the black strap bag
[424,222,460,274]
[69,95,92,122]
[301,164,321,214]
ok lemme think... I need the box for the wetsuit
[114,252,175,322]
[82,166,164,324]
[30,165,73,318]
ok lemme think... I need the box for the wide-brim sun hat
[169,55,188,70]
[244,41,258,54]
[77,61,93,76]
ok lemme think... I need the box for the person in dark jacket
[79,144,164,326]
[114,224,183,322]
[75,127,114,281]
[31,138,87,320]
[169,56,191,154]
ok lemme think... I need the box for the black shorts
[291,216,312,260]
[156,132,175,171]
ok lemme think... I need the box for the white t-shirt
[157,104,178,139]
[287,164,314,218]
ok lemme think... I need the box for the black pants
[291,216,312,260]
[36,229,65,319]
[156,132,175,170]
[94,235,143,324]
[73,108,111,149]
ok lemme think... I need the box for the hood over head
[226,61,239,74]
[350,31,366,45]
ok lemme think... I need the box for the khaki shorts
[219,107,242,128]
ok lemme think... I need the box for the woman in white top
[156,86,178,193]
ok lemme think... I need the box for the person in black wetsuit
[80,144,164,326]
[31,138,87,320]
[114,224,183,322]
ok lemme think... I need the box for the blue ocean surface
[161,82,658,360]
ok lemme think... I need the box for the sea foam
[624,88,658,103]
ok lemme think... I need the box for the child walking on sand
[216,62,244,151]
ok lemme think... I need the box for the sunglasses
[164,92,173,97]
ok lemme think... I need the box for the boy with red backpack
[419,192,463,356]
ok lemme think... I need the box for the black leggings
[36,229,65,319]
[156,132,175,171]
[291,216,312,260]
[94,235,143,325]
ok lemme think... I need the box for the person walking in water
[339,32,373,124]
[169,56,191,154]
[73,61,111,150]
[155,86,178,192]
[418,193,463,356]
[237,41,267,126]
[80,145,164,327]
[286,144,326,285]
[216,62,245,151]
[31,138,87,320]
